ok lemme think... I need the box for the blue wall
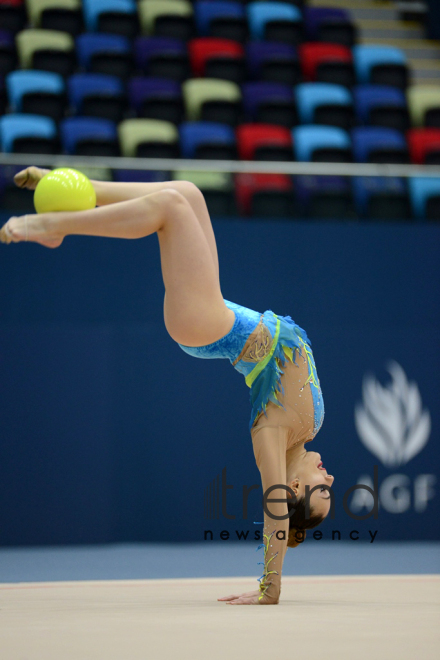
[0,214,439,545]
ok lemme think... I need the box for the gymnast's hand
[14,166,50,190]
[218,589,271,605]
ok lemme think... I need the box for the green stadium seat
[407,85,440,128]
[15,29,75,76]
[118,118,179,157]
[183,78,241,125]
[138,0,194,40]
[26,0,83,35]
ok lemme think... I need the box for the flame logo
[355,361,431,468]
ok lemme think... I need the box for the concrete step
[359,24,425,39]
[359,38,440,59]
[412,72,440,83]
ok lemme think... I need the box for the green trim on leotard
[245,315,280,389]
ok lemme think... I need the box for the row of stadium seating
[0,29,413,90]
[2,114,440,165]
[2,69,440,133]
[1,165,439,221]
[1,1,356,47]
[1,0,439,221]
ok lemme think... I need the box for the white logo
[354,361,431,468]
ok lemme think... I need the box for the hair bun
[288,527,307,548]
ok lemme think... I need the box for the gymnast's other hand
[14,166,50,190]
[218,589,275,605]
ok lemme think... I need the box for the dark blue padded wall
[0,213,439,545]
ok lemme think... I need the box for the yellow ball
[34,168,96,213]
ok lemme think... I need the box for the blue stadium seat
[247,2,303,44]
[67,72,125,122]
[353,176,411,220]
[75,32,132,77]
[409,177,440,220]
[195,1,246,42]
[60,116,119,155]
[295,82,353,129]
[353,45,408,88]
[82,0,138,37]
[0,113,57,153]
[179,121,236,159]
[6,70,65,121]
[292,125,351,162]
[352,126,409,163]
[353,84,409,132]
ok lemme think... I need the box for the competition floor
[1,542,439,660]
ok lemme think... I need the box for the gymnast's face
[289,451,334,519]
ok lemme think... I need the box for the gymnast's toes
[0,218,17,243]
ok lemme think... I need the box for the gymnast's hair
[287,497,326,548]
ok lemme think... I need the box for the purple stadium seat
[304,7,356,47]
[113,169,170,183]
[246,41,301,85]
[134,36,189,81]
[0,29,17,76]
[0,75,6,114]
[295,174,355,218]
[241,81,297,127]
[127,77,183,123]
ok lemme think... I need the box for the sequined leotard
[179,299,324,434]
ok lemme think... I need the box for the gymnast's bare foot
[0,214,64,249]
[14,166,50,190]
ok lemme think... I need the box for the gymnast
[0,167,334,605]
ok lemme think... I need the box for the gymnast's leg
[13,168,220,282]
[0,190,235,347]
[91,180,220,282]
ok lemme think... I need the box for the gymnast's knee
[170,181,207,212]
[139,188,189,225]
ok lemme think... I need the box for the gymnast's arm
[252,426,290,604]
[218,426,289,605]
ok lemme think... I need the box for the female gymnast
[0,167,334,605]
